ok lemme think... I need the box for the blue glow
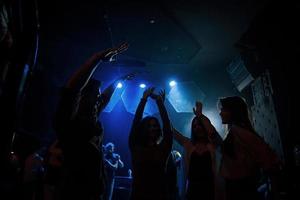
[139,83,146,88]
[167,82,206,113]
[121,82,158,116]
[103,84,126,113]
[204,110,224,137]
[117,82,123,88]
[169,80,177,87]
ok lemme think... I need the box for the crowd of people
[1,42,282,200]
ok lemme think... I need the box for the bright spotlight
[169,80,177,87]
[117,82,123,88]
[140,83,146,88]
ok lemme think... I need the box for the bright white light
[169,80,177,87]
[117,82,123,88]
[140,83,146,88]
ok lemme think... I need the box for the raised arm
[151,90,172,149]
[104,158,118,170]
[172,127,190,146]
[54,43,129,137]
[154,90,171,132]
[115,154,124,168]
[129,87,155,148]
[97,73,135,113]
[66,42,129,92]
[193,101,223,146]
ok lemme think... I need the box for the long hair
[137,116,162,146]
[191,117,209,145]
[218,96,255,132]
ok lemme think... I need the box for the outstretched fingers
[116,42,129,53]
[101,42,129,61]
[143,87,155,99]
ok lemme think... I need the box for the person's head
[191,117,209,144]
[218,96,254,131]
[104,142,115,154]
[78,79,103,118]
[139,116,162,146]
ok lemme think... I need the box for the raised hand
[143,87,155,99]
[95,42,129,62]
[151,89,166,102]
[193,101,203,117]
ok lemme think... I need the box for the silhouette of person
[103,142,124,200]
[197,97,281,200]
[129,88,173,200]
[54,42,133,200]
[173,102,216,200]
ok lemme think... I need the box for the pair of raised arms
[142,87,165,102]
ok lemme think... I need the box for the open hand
[95,42,129,62]
[150,89,165,102]
[143,87,155,99]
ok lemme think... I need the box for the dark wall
[236,1,298,197]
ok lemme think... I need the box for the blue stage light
[139,83,146,88]
[167,82,205,113]
[117,82,123,88]
[169,80,177,87]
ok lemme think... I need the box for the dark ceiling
[38,0,268,105]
